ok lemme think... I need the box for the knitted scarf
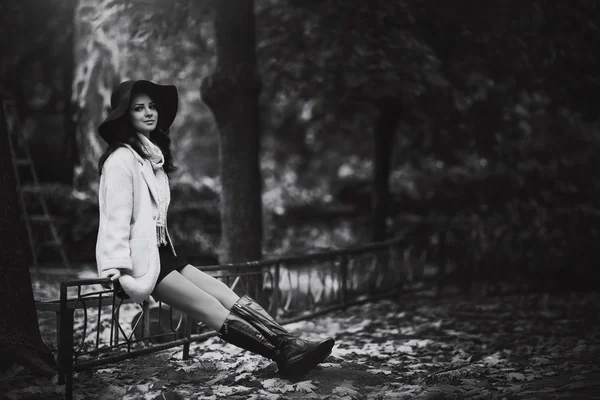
[139,134,170,246]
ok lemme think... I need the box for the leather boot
[218,312,280,361]
[231,295,335,376]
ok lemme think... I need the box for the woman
[96,80,334,377]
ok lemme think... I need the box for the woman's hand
[101,268,121,281]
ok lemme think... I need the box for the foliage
[0,0,73,78]
[258,0,600,281]
[9,295,600,398]
[5,0,600,278]
[381,1,600,282]
[256,0,445,203]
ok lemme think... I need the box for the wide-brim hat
[98,80,178,143]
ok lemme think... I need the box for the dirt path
[2,291,599,399]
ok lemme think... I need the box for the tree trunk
[0,91,56,376]
[200,0,263,301]
[371,97,401,243]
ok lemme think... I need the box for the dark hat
[98,80,178,143]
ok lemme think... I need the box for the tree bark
[371,97,401,243]
[200,0,263,300]
[0,91,56,376]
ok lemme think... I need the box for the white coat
[95,144,176,303]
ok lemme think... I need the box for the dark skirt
[112,242,188,300]
[155,243,189,286]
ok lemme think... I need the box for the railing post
[389,241,402,291]
[437,228,447,293]
[375,248,387,291]
[113,300,120,346]
[255,264,263,306]
[272,263,280,318]
[339,255,349,306]
[58,283,74,400]
[142,301,150,345]
[182,313,192,360]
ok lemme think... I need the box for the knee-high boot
[217,312,280,362]
[231,295,335,376]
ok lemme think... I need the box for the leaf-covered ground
[3,291,600,399]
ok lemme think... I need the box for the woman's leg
[152,270,229,331]
[161,268,334,376]
[155,271,279,363]
[179,265,239,309]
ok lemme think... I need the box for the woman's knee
[182,265,230,288]
[154,273,223,313]
[154,279,228,329]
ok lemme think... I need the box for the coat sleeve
[96,153,134,274]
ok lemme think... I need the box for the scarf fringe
[156,225,168,247]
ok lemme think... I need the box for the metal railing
[36,237,423,399]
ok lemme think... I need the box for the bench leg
[57,308,74,400]
[56,311,64,384]
[182,313,193,360]
[142,301,150,345]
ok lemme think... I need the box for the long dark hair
[98,97,177,175]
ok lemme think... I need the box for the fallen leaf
[564,382,586,390]
[211,385,252,396]
[257,390,281,400]
[295,380,317,393]
[262,378,279,390]
[397,345,414,354]
[320,362,342,368]
[368,369,393,375]
[201,351,226,360]
[504,384,522,393]
[96,368,117,374]
[573,344,587,352]
[333,381,361,399]
[507,372,526,381]
[234,372,252,382]
[481,353,504,366]
[176,364,199,372]
[151,380,168,390]
[430,320,443,329]
[261,378,295,394]
[530,356,551,366]
[235,359,261,374]
[206,372,228,385]
[346,319,372,333]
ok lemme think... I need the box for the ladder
[1,86,71,271]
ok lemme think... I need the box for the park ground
[2,290,600,399]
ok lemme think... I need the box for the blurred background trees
[1,0,599,289]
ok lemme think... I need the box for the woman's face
[129,93,157,135]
